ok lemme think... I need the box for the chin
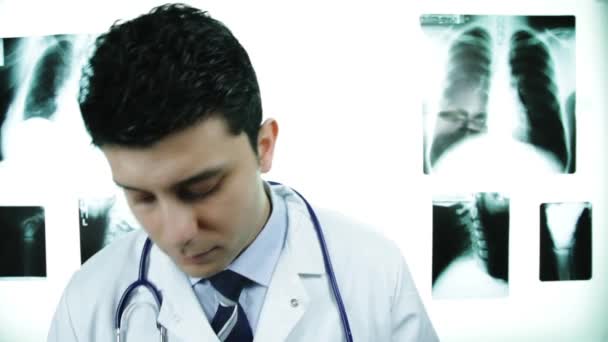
[180,261,225,278]
[181,266,213,278]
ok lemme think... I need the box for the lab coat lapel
[149,244,220,342]
[254,193,325,341]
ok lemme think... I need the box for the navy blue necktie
[208,270,253,342]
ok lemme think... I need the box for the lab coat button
[290,298,299,307]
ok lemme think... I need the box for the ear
[257,118,279,173]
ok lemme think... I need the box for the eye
[179,180,222,202]
[127,191,156,205]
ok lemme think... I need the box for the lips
[183,247,218,264]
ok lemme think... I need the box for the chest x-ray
[421,15,575,175]
[0,34,98,167]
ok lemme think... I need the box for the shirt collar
[189,181,287,287]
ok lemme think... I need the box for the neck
[241,180,272,254]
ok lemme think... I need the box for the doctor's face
[102,116,277,278]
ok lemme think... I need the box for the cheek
[199,195,242,233]
[129,207,163,238]
[203,185,255,234]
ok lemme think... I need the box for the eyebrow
[115,166,225,193]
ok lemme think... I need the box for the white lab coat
[48,184,438,341]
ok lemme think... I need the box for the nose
[159,200,198,244]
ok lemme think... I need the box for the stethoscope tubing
[114,238,166,341]
[271,182,354,342]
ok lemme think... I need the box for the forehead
[102,117,250,190]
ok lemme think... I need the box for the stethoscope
[114,183,354,342]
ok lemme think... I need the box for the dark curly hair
[78,3,262,150]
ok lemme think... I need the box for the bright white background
[0,0,606,341]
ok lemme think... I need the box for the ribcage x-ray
[0,206,46,277]
[540,202,591,281]
[0,34,94,163]
[432,193,509,299]
[421,15,575,175]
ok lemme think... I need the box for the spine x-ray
[432,193,509,299]
[0,206,46,277]
[79,197,139,264]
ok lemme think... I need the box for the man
[48,4,438,341]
